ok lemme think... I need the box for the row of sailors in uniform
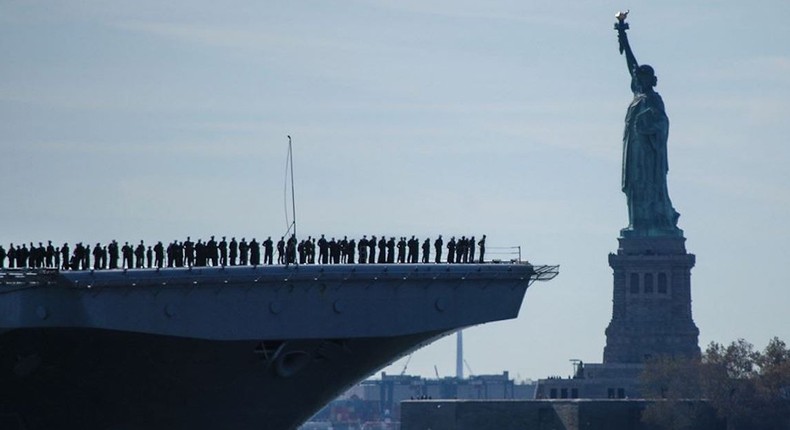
[0,234,486,270]
[305,234,485,265]
[0,238,271,270]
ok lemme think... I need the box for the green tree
[750,337,790,429]
[640,356,712,430]
[701,339,759,429]
[641,337,790,430]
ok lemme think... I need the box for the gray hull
[0,264,542,429]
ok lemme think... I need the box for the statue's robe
[622,75,680,236]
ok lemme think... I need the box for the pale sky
[1,1,789,381]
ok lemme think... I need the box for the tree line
[641,337,790,430]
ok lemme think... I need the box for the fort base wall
[400,399,723,430]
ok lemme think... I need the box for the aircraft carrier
[0,262,557,429]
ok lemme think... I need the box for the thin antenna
[282,136,298,267]
[288,135,297,244]
[283,140,291,233]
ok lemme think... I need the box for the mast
[288,136,297,244]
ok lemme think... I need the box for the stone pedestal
[603,236,700,363]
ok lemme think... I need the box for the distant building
[534,363,642,400]
[304,372,536,428]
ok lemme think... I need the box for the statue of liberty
[615,11,682,238]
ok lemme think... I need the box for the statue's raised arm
[615,10,639,77]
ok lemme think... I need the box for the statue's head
[636,64,657,88]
